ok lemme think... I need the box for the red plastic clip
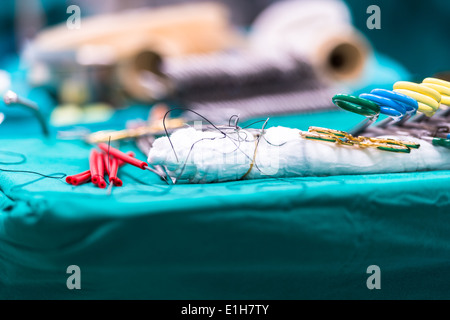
[89,149,101,184]
[68,148,138,189]
[103,152,132,187]
[103,155,110,176]
[66,170,90,184]
[72,171,91,186]
[98,143,148,170]
[110,158,123,187]
[96,151,107,189]
[118,151,135,167]
[103,152,134,173]
[113,177,123,187]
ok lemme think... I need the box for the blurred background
[1,0,449,75]
[0,0,449,136]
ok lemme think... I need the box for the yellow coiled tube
[393,78,450,117]
[393,80,441,117]
[421,77,450,106]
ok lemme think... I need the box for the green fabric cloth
[1,0,449,300]
[1,109,450,300]
[344,0,450,79]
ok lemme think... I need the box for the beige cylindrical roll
[28,2,244,103]
[33,2,242,61]
[249,0,370,82]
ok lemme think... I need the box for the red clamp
[96,151,107,189]
[98,143,148,170]
[89,150,100,184]
[67,146,140,188]
[66,170,91,186]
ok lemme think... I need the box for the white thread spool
[249,0,370,82]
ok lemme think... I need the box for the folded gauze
[148,126,450,183]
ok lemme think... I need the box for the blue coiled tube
[359,89,419,121]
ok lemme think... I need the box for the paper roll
[27,2,243,103]
[32,2,242,60]
[249,0,370,82]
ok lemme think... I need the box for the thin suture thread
[161,109,288,182]
[0,149,66,193]
[164,110,259,181]
[0,109,302,193]
[0,150,66,180]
